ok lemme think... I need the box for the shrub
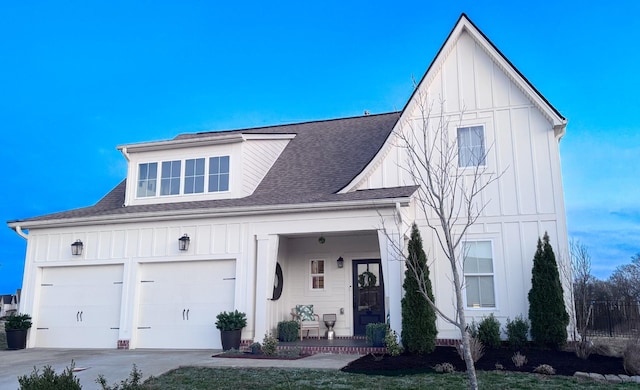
[533,364,556,375]
[366,322,388,346]
[261,333,278,356]
[574,340,592,360]
[505,315,529,350]
[456,336,485,363]
[434,362,455,373]
[623,340,640,375]
[477,314,501,349]
[249,342,262,354]
[97,364,144,390]
[384,329,403,356]
[528,233,569,349]
[277,320,300,342]
[215,310,247,331]
[401,223,438,354]
[511,351,528,368]
[18,361,81,390]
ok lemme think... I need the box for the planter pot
[220,329,242,351]
[6,329,28,350]
[369,328,386,347]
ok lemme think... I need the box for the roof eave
[8,196,413,230]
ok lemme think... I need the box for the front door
[352,259,385,335]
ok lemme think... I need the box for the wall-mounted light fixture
[337,256,344,268]
[178,234,190,251]
[71,239,83,256]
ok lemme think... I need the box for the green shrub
[215,310,247,331]
[18,361,81,390]
[277,320,300,342]
[261,333,278,356]
[477,314,501,349]
[505,315,529,350]
[528,233,569,349]
[366,323,388,346]
[384,329,403,356]
[401,223,438,354]
[96,364,144,390]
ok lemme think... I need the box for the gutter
[7,196,413,230]
[14,225,28,239]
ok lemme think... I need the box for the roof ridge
[175,111,401,139]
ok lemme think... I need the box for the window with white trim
[184,158,205,194]
[135,155,230,198]
[463,241,496,308]
[137,162,157,197]
[457,126,486,167]
[310,260,325,290]
[209,156,230,192]
[160,160,181,196]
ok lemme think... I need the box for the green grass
[142,367,638,389]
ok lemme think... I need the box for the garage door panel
[136,260,235,349]
[35,265,123,348]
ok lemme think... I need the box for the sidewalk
[0,349,362,389]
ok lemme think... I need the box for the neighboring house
[0,291,19,318]
[7,14,571,350]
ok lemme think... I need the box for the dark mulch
[342,346,626,377]
[213,352,310,360]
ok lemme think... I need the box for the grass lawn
[143,367,638,389]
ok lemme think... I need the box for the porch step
[278,344,386,355]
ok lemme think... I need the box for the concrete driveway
[0,349,360,389]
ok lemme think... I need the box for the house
[7,14,571,350]
[0,291,20,319]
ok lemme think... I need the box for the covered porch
[252,226,406,344]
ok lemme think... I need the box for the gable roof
[340,13,567,193]
[9,112,417,227]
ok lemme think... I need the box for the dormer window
[137,163,158,198]
[160,160,181,196]
[209,156,230,192]
[135,156,230,199]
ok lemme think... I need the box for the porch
[243,336,387,355]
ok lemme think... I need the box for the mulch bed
[342,346,626,377]
[213,352,311,360]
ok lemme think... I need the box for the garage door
[136,260,236,349]
[36,265,123,348]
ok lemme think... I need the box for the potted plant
[215,310,247,351]
[277,320,300,342]
[366,322,388,347]
[5,313,32,350]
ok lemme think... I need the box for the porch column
[378,229,403,338]
[254,234,279,341]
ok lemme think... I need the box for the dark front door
[352,259,385,335]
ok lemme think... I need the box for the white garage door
[136,260,236,349]
[36,265,123,348]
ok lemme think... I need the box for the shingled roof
[10,112,418,226]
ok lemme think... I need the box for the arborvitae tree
[401,223,437,354]
[528,232,569,349]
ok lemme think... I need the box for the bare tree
[609,254,640,303]
[385,88,501,390]
[569,239,593,357]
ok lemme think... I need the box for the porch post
[378,229,403,338]
[254,234,279,342]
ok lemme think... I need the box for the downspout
[14,225,28,239]
[120,146,131,162]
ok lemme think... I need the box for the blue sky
[1,1,639,293]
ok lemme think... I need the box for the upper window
[160,160,181,196]
[209,156,230,192]
[184,158,205,194]
[135,155,230,198]
[457,126,486,167]
[463,241,495,308]
[310,260,325,290]
[137,162,158,197]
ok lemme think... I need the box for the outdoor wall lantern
[71,239,83,256]
[337,256,344,268]
[178,234,190,251]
